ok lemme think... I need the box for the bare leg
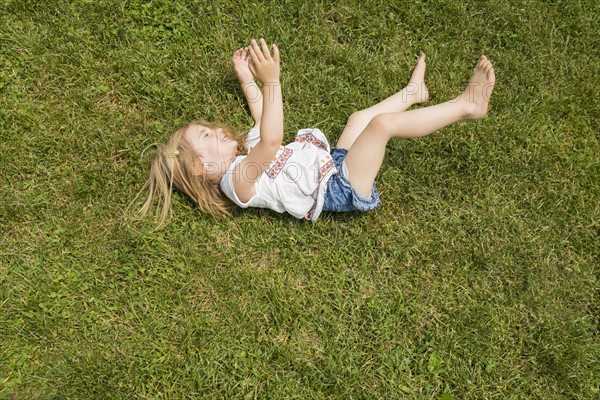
[344,56,496,196]
[335,53,429,149]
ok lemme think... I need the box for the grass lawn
[1,0,598,398]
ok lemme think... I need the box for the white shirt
[220,127,337,220]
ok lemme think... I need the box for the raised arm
[232,38,283,203]
[232,47,263,126]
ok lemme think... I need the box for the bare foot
[406,53,429,104]
[459,55,496,119]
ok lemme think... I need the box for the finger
[250,39,265,62]
[259,38,271,60]
[248,59,256,76]
[272,43,280,63]
[243,47,249,60]
[248,43,261,65]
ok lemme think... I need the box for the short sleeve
[294,128,331,152]
[246,126,260,152]
[219,156,255,207]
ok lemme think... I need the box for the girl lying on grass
[137,38,495,227]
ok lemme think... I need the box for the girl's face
[184,124,238,176]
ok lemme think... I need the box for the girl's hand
[232,47,253,83]
[248,38,280,84]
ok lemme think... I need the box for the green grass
[1,0,598,398]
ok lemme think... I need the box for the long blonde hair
[133,120,246,228]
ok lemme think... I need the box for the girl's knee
[348,110,371,124]
[366,113,393,137]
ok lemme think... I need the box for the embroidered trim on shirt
[305,200,318,220]
[267,148,293,179]
[318,159,335,182]
[295,133,328,151]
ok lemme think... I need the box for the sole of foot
[461,55,496,119]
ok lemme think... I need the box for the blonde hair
[133,120,246,228]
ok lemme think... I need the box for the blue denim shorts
[322,147,380,213]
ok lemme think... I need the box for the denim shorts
[322,147,380,213]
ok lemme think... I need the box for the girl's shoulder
[293,128,330,150]
[244,126,331,154]
[245,126,260,151]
